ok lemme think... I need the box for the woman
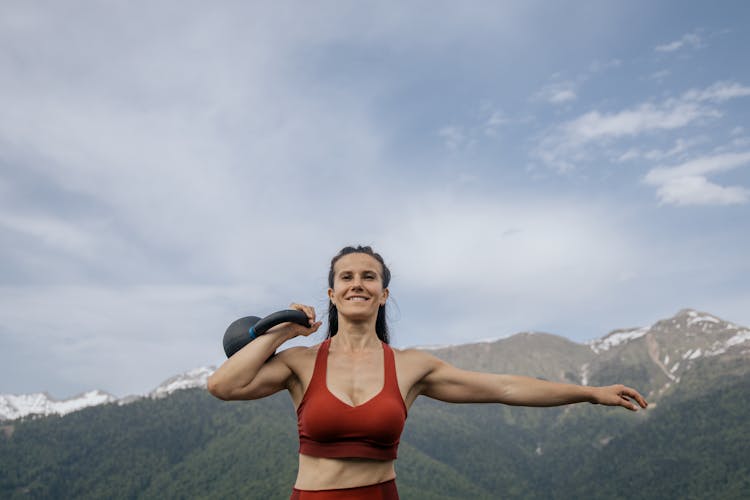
[208,245,648,499]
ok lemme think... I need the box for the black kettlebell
[223,309,311,358]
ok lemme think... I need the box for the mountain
[0,390,116,421]
[2,308,748,423]
[1,309,748,499]
[423,308,750,400]
[0,367,213,421]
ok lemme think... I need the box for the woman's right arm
[207,305,321,401]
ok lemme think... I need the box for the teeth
[348,297,368,301]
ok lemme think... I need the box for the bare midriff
[294,454,396,490]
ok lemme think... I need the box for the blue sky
[1,1,749,398]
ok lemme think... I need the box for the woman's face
[329,253,388,320]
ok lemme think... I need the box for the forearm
[500,375,594,407]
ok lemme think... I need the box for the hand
[590,384,648,411]
[266,303,322,339]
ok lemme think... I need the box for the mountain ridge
[2,308,748,421]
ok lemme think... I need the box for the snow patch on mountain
[0,390,116,421]
[587,326,649,353]
[686,311,720,326]
[149,367,213,399]
[579,363,590,386]
[706,329,750,356]
[1,367,215,421]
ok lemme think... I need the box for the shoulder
[274,343,323,394]
[275,342,324,368]
[391,346,444,373]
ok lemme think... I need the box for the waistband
[290,478,398,499]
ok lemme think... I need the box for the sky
[1,1,749,399]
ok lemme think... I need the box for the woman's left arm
[416,353,648,411]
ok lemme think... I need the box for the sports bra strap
[308,338,331,390]
[381,343,398,390]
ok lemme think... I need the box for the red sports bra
[297,338,407,460]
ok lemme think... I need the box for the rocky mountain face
[409,308,750,403]
[2,309,748,421]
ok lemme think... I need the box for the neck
[332,318,380,352]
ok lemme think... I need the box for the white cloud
[439,125,468,152]
[643,152,750,205]
[484,110,509,136]
[0,284,272,396]
[535,102,716,173]
[374,193,647,346]
[647,69,671,82]
[381,194,632,295]
[682,81,750,103]
[655,32,703,52]
[563,102,713,142]
[550,89,577,103]
[641,137,707,162]
[438,106,510,148]
[652,176,748,206]
[534,81,577,105]
[1,1,748,399]
[0,213,97,257]
[617,149,641,162]
[535,81,750,173]
[644,151,750,183]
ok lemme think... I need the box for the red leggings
[290,479,398,499]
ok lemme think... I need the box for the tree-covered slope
[2,368,749,499]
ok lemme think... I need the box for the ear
[380,288,389,306]
[328,288,334,303]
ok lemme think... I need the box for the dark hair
[327,245,391,344]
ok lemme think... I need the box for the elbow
[207,374,231,401]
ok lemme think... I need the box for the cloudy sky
[2,1,749,399]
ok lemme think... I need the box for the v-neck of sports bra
[323,339,386,409]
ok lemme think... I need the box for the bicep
[419,357,510,404]
[219,355,294,401]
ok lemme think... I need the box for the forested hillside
[2,366,748,499]
[2,309,749,499]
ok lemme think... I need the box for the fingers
[618,386,648,411]
[619,394,638,411]
[306,320,323,335]
[620,386,648,410]
[289,302,317,326]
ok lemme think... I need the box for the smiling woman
[326,246,391,344]
[207,245,648,499]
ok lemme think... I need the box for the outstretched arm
[416,353,648,411]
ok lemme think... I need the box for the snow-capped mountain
[2,308,749,422]
[584,309,750,389]
[0,390,117,421]
[0,367,215,421]
[588,309,750,358]
[147,366,214,400]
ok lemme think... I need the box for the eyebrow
[338,268,379,275]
